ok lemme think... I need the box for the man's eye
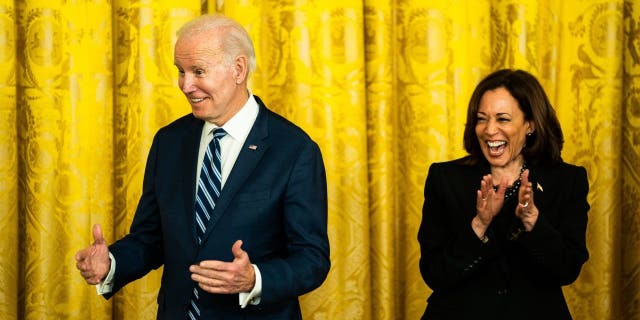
[195,69,205,76]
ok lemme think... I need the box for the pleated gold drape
[1,0,638,319]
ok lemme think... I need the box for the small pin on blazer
[537,183,543,192]
[248,145,258,150]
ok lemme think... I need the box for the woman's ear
[526,121,535,135]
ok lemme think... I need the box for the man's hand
[75,224,111,285]
[190,240,256,294]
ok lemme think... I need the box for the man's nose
[180,74,195,93]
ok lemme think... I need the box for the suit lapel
[183,117,206,245]
[200,99,271,244]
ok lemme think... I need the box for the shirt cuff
[96,252,115,295]
[239,264,262,308]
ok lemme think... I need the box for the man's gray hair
[177,14,257,74]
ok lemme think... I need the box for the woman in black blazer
[418,69,589,319]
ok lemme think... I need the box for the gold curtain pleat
[111,1,199,319]
[550,2,624,319]
[394,1,494,318]
[212,2,373,318]
[0,1,18,319]
[2,0,639,319]
[363,2,401,319]
[15,0,114,319]
[622,1,640,319]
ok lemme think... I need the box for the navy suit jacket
[106,96,330,319]
[418,157,589,320]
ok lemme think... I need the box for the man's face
[174,31,246,125]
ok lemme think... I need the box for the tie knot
[212,128,227,140]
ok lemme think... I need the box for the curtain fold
[111,1,199,318]
[622,2,640,319]
[552,2,624,318]
[1,0,638,319]
[15,0,114,319]
[363,1,401,319]
[0,1,18,319]
[213,2,372,317]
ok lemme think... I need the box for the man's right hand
[75,224,111,285]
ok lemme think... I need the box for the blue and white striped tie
[188,127,226,320]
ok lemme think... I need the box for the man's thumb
[92,224,106,245]
[231,240,245,259]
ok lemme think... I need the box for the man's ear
[233,55,248,84]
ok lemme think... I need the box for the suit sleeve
[418,163,500,291]
[256,140,330,304]
[516,165,590,285]
[104,133,165,298]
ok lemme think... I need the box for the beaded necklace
[493,162,527,200]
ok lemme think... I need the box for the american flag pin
[248,145,258,150]
[537,183,543,192]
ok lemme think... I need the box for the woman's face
[475,87,533,170]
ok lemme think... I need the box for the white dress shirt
[98,93,262,308]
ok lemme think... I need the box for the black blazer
[418,157,589,320]
[106,96,330,319]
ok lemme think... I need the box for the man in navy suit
[75,14,330,319]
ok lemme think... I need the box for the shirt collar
[202,91,259,141]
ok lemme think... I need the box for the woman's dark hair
[462,69,564,165]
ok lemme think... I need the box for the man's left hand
[190,240,256,294]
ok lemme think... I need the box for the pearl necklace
[493,163,527,200]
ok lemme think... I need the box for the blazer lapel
[182,117,206,245]
[200,100,270,244]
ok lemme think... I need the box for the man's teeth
[190,97,204,103]
[488,141,506,147]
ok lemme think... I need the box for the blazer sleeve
[256,139,331,304]
[418,163,500,291]
[516,165,590,285]
[104,132,165,298]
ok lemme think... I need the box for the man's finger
[93,224,106,245]
[196,260,227,270]
[75,250,86,262]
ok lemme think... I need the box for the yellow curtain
[1,0,638,319]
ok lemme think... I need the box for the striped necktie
[188,127,226,320]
